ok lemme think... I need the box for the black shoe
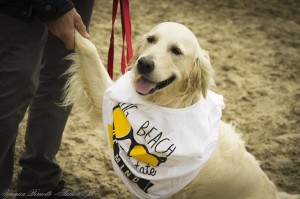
[16,180,99,199]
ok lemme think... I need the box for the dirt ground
[12,0,299,198]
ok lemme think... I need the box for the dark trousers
[0,0,95,195]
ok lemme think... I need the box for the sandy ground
[12,0,299,198]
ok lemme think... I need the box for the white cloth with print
[102,71,225,199]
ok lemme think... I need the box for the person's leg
[0,14,47,194]
[17,0,95,193]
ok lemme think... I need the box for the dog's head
[129,22,214,108]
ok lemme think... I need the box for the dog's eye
[171,47,182,55]
[147,36,156,43]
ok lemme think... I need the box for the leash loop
[107,0,133,79]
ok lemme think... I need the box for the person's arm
[31,0,89,49]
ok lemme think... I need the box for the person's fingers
[74,13,89,38]
[64,30,75,50]
[55,24,74,50]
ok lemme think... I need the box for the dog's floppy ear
[190,50,214,97]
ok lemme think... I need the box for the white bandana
[102,71,225,199]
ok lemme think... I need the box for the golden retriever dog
[63,22,299,199]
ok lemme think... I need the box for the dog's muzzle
[135,57,176,95]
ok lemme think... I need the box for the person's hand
[47,8,89,50]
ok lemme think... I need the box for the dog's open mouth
[135,75,176,95]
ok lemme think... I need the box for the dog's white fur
[63,35,113,125]
[63,22,299,199]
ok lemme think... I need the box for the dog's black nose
[137,57,154,74]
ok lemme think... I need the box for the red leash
[107,0,133,79]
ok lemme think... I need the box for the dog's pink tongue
[136,77,157,95]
